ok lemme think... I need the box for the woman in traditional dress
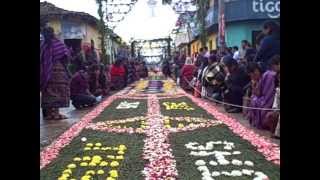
[110,59,126,90]
[248,55,280,129]
[243,62,263,118]
[40,27,71,120]
[89,64,109,97]
[265,71,280,137]
[180,57,196,91]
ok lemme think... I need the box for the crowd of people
[40,26,148,121]
[163,21,280,139]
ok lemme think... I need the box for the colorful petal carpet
[40,76,280,180]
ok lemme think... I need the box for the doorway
[64,39,82,52]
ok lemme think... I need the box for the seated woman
[243,62,263,117]
[248,55,280,129]
[89,64,109,97]
[70,69,97,109]
[180,57,196,91]
[265,70,280,137]
[222,56,250,113]
[110,59,126,90]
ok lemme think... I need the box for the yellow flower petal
[84,147,91,151]
[80,162,88,167]
[88,162,97,167]
[99,161,108,166]
[95,143,102,147]
[86,143,94,147]
[92,155,102,161]
[117,151,125,155]
[116,155,124,160]
[93,147,100,150]
[83,156,91,161]
[63,169,72,174]
[81,175,91,180]
[85,170,95,175]
[67,164,76,169]
[107,155,115,159]
[109,170,118,178]
[110,161,119,167]
[97,169,105,175]
[106,177,115,180]
[61,173,70,178]
[73,157,82,161]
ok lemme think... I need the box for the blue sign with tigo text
[206,0,280,27]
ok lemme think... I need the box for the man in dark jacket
[222,56,250,113]
[255,21,280,71]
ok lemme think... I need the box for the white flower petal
[221,171,231,176]
[197,166,209,172]
[201,176,215,180]
[231,159,243,166]
[231,170,242,176]
[244,161,254,167]
[255,171,268,178]
[202,171,212,177]
[212,171,220,177]
[233,151,241,155]
[209,161,218,166]
[195,160,206,166]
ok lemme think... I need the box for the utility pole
[218,0,226,51]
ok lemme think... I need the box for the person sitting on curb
[70,69,97,109]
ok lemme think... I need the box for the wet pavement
[40,92,116,151]
[40,105,92,150]
[40,86,279,151]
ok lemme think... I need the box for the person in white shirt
[232,46,240,61]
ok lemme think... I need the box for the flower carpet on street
[92,98,147,122]
[116,101,140,109]
[40,77,279,180]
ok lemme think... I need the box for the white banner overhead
[174,32,190,47]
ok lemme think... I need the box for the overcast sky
[40,0,178,43]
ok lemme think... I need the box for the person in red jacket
[110,59,126,90]
[180,57,196,91]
